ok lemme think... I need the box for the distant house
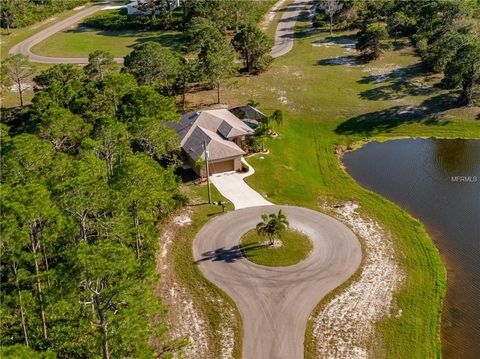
[229,105,268,129]
[127,0,180,16]
[167,109,254,176]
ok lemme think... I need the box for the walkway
[193,205,362,359]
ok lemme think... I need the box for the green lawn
[31,27,182,58]
[186,18,480,359]
[240,229,312,266]
[0,3,94,59]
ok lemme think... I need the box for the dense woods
[0,55,186,357]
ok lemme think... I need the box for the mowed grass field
[185,19,480,359]
[31,27,182,58]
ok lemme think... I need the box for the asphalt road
[8,4,124,64]
[270,0,311,58]
[9,0,306,64]
[193,205,362,359]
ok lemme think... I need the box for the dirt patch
[311,201,404,358]
[10,83,33,92]
[157,209,210,358]
[362,64,404,83]
[157,208,237,358]
[312,38,357,52]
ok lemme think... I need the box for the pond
[342,138,480,359]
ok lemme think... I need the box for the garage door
[209,160,235,174]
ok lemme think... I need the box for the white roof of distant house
[167,109,254,162]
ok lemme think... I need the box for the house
[167,109,255,176]
[127,0,180,16]
[229,105,268,129]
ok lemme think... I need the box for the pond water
[342,138,480,359]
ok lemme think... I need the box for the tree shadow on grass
[311,34,357,47]
[335,92,459,135]
[316,55,364,66]
[130,32,183,51]
[357,63,440,100]
[195,243,266,264]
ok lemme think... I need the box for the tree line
[1,51,188,357]
[0,0,88,31]
[314,0,480,106]
[82,0,274,105]
[83,0,273,33]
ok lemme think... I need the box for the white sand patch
[173,214,192,226]
[312,201,404,358]
[396,105,426,115]
[292,71,303,79]
[73,6,85,11]
[363,64,404,83]
[10,83,32,92]
[312,38,357,49]
[169,282,210,358]
[216,305,235,359]
[278,96,288,105]
[158,208,237,358]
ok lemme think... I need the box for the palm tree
[270,109,283,130]
[256,210,289,245]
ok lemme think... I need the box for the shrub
[248,136,263,153]
[312,13,327,28]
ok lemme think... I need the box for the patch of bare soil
[156,208,236,359]
[311,201,404,358]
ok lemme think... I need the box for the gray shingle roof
[166,109,252,162]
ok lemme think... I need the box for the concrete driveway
[210,170,273,210]
[193,205,362,359]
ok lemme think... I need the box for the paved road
[193,205,362,359]
[10,0,308,64]
[9,4,123,64]
[270,0,311,58]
